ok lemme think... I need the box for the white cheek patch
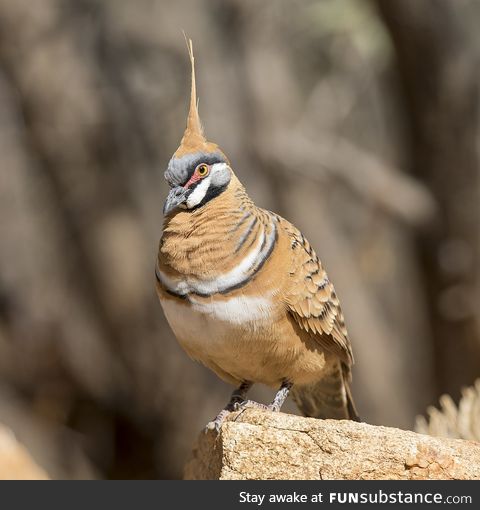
[185,162,229,209]
[186,176,211,208]
[211,162,228,174]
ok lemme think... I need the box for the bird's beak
[163,186,187,215]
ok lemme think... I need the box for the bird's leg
[269,380,293,412]
[205,381,252,433]
[234,380,293,413]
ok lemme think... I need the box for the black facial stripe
[182,153,227,186]
[194,182,229,209]
[165,151,227,187]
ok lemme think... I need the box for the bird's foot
[205,409,230,434]
[233,400,274,412]
[204,382,253,434]
[208,381,291,429]
[204,409,232,434]
[205,401,268,432]
[268,403,282,412]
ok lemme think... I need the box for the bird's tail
[291,361,360,421]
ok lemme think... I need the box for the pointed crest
[174,36,221,158]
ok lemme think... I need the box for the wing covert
[281,220,353,366]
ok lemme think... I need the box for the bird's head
[163,39,232,216]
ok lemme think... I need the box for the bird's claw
[204,408,231,434]
[205,397,281,433]
[204,420,222,434]
[233,400,271,412]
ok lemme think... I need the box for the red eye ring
[197,164,209,177]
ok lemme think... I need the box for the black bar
[0,480,478,509]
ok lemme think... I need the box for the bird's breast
[159,291,326,388]
[160,292,274,335]
[159,292,281,384]
[156,210,278,298]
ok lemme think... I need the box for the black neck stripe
[219,221,277,295]
[234,216,258,253]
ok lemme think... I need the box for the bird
[156,39,359,432]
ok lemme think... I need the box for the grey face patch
[165,151,227,187]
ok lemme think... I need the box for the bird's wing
[280,218,353,366]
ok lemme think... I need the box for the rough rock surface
[0,424,49,479]
[184,409,480,480]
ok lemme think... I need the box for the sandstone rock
[185,409,480,480]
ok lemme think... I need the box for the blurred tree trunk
[0,0,227,478]
[1,0,477,478]
[377,0,480,397]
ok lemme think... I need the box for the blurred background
[0,0,479,479]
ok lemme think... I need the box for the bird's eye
[197,164,209,177]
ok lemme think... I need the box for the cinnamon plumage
[156,40,358,431]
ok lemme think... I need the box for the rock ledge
[184,409,480,480]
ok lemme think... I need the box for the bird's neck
[159,176,265,277]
